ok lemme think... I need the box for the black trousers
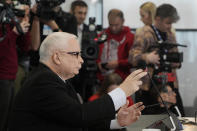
[0,80,14,131]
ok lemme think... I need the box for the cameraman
[29,0,78,68]
[0,0,31,130]
[129,4,184,115]
[97,9,134,82]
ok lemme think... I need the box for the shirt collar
[78,24,84,31]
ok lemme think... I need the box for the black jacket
[9,63,116,131]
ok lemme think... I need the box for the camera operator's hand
[98,63,108,73]
[145,51,160,65]
[106,60,118,69]
[119,69,147,97]
[40,19,62,32]
[13,21,30,35]
[31,4,38,15]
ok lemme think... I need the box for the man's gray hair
[39,32,77,62]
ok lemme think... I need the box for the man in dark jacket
[9,32,147,131]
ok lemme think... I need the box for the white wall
[103,0,197,29]
[176,31,197,116]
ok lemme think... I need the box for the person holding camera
[97,9,134,83]
[29,0,78,69]
[0,0,31,130]
[129,4,184,115]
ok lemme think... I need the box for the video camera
[0,0,30,22]
[0,0,30,42]
[82,17,107,71]
[36,0,65,20]
[149,42,187,72]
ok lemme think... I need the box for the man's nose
[79,55,84,64]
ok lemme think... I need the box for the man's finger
[128,69,143,79]
[134,102,143,108]
[133,71,147,80]
[137,105,145,112]
[136,81,143,86]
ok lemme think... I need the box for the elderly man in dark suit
[9,32,147,131]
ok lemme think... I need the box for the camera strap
[151,24,163,42]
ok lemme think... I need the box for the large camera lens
[83,43,98,60]
[87,47,95,56]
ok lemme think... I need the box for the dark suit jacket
[9,63,116,131]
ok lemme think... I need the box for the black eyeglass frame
[59,51,82,58]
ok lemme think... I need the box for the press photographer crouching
[29,0,78,69]
[129,4,185,116]
[0,0,31,130]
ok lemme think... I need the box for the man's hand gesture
[117,102,145,126]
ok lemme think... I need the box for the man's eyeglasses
[60,51,82,58]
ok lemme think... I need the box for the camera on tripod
[36,0,65,20]
[82,17,107,72]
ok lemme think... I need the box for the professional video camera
[36,0,65,20]
[0,0,30,42]
[78,17,107,101]
[147,42,187,92]
[149,42,187,72]
[82,17,107,71]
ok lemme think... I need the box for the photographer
[29,0,78,68]
[97,9,134,82]
[0,0,31,130]
[129,4,184,115]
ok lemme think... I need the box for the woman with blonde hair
[139,2,156,25]
[136,2,156,34]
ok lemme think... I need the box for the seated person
[89,73,133,106]
[158,84,177,108]
[141,84,177,115]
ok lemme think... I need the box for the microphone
[139,59,177,130]
[147,71,177,131]
[145,101,175,109]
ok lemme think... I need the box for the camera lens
[87,47,95,56]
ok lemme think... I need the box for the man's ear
[52,52,61,65]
